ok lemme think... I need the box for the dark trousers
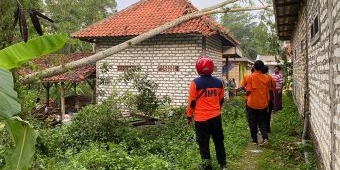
[195,115,226,166]
[274,90,283,111]
[265,101,274,133]
[246,106,268,142]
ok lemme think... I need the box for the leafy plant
[0,34,67,170]
[0,34,67,70]
[256,94,317,169]
[118,70,170,116]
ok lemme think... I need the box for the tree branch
[19,0,272,84]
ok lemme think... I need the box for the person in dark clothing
[245,60,271,146]
[261,65,276,134]
[272,65,284,111]
[186,57,227,170]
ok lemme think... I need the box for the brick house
[72,0,239,106]
[274,0,340,169]
[224,57,254,87]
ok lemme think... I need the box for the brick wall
[290,0,340,169]
[206,35,223,79]
[331,0,340,169]
[94,34,223,107]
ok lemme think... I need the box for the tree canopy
[221,2,280,60]
[0,0,117,52]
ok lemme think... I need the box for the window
[158,65,179,72]
[117,65,140,71]
[310,14,320,45]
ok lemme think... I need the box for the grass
[227,93,317,170]
[0,123,3,131]
[256,94,317,170]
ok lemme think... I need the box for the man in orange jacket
[187,57,226,170]
[246,60,272,146]
[262,65,276,134]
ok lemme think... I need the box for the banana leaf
[0,34,67,70]
[0,69,20,118]
[3,117,38,170]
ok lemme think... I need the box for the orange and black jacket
[246,71,272,109]
[186,75,224,122]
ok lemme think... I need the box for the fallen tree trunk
[19,0,271,84]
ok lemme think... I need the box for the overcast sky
[116,0,231,11]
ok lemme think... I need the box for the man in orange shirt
[261,65,276,134]
[246,60,271,146]
[238,67,255,99]
[237,67,254,132]
[187,57,226,170]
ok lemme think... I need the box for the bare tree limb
[19,0,272,84]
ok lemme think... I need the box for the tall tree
[221,5,258,59]
[0,0,43,49]
[44,0,117,53]
[221,1,280,59]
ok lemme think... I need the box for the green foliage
[0,0,44,49]
[118,70,171,116]
[221,2,281,59]
[37,102,128,157]
[221,97,249,160]
[16,87,42,120]
[34,96,249,170]
[0,29,66,170]
[256,94,317,170]
[3,117,38,170]
[0,69,21,118]
[0,34,67,70]
[43,0,117,53]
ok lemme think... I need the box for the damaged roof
[19,53,95,83]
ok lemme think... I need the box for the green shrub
[37,101,130,158]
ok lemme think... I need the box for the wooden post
[42,82,51,107]
[60,82,65,120]
[73,83,77,94]
[225,57,229,80]
[86,78,96,104]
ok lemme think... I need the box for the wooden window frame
[158,65,180,72]
[310,14,320,45]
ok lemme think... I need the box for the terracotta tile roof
[18,53,95,83]
[71,0,239,45]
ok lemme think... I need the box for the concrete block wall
[290,0,340,169]
[331,0,340,169]
[94,34,223,107]
[206,35,223,79]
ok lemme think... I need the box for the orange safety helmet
[196,57,214,75]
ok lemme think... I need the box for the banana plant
[0,34,67,170]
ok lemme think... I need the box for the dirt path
[231,134,264,169]
[232,113,278,169]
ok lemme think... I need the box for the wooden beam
[275,1,301,7]
[278,22,296,26]
[60,82,65,120]
[277,13,299,18]
[278,29,294,33]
